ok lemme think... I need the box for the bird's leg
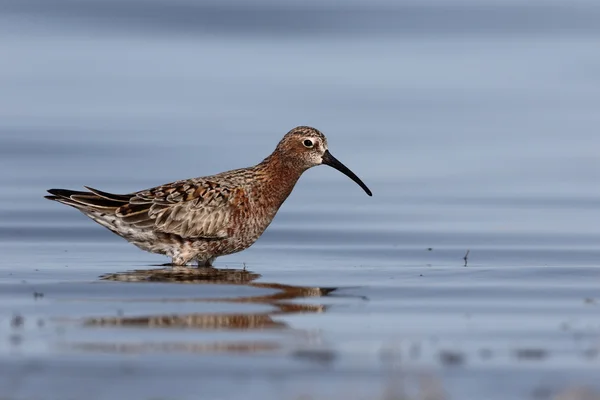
[161,262,190,272]
[197,257,216,268]
[171,254,194,268]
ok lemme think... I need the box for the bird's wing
[115,179,249,239]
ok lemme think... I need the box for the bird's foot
[160,262,196,270]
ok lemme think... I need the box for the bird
[45,126,372,267]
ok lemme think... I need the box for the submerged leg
[171,254,194,267]
[197,257,216,268]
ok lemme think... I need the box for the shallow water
[1,1,600,399]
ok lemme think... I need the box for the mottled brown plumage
[45,126,372,267]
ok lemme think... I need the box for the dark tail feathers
[45,187,131,210]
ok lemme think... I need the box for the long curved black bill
[322,150,372,196]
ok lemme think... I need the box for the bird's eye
[303,139,314,148]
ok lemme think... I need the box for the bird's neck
[253,152,305,210]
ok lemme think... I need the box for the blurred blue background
[1,0,599,245]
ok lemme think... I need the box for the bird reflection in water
[60,266,339,356]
